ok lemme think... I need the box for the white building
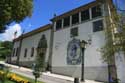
[10,0,125,82]
[11,24,52,67]
[51,1,108,81]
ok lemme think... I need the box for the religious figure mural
[67,38,81,65]
[36,34,48,71]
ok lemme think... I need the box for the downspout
[48,15,56,71]
[48,26,54,72]
[17,33,24,66]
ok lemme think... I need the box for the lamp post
[80,40,87,82]
[32,63,40,83]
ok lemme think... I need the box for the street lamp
[32,63,40,83]
[80,40,87,82]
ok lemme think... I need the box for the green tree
[35,35,48,72]
[99,0,125,83]
[0,0,33,33]
[100,1,125,64]
[0,41,13,59]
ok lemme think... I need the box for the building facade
[51,1,108,81]
[10,0,125,82]
[11,24,52,67]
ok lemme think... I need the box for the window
[70,27,78,37]
[92,5,102,18]
[24,48,27,57]
[15,48,18,56]
[72,13,79,25]
[93,20,103,32]
[56,20,62,30]
[64,16,70,27]
[31,47,34,57]
[81,9,90,21]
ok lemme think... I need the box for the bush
[0,70,30,83]
[8,73,30,83]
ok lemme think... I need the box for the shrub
[0,70,30,83]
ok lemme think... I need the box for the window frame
[24,48,27,57]
[70,27,79,37]
[81,9,90,22]
[93,20,104,32]
[91,5,102,18]
[15,48,18,56]
[31,47,34,57]
[56,19,62,30]
[63,16,70,27]
[72,13,79,25]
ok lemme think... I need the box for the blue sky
[20,0,95,33]
[0,0,124,41]
[20,0,124,33]
[0,0,95,41]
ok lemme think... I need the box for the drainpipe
[48,14,56,72]
[17,31,24,66]
[48,26,54,71]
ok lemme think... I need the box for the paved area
[0,61,104,83]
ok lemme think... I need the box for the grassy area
[0,58,5,61]
[4,79,44,83]
[2,73,44,83]
[4,80,14,83]
[0,71,44,83]
[2,79,44,83]
[13,73,44,83]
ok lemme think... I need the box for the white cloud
[0,24,22,41]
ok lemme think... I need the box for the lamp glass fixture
[80,40,87,48]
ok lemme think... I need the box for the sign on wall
[67,38,81,65]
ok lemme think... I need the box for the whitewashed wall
[11,41,20,62]
[20,29,51,62]
[11,29,51,67]
[52,17,108,81]
[115,51,125,83]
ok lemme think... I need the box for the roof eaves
[50,1,97,21]
[14,24,52,42]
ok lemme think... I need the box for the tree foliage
[0,41,13,59]
[35,52,46,71]
[0,0,33,33]
[100,4,125,64]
